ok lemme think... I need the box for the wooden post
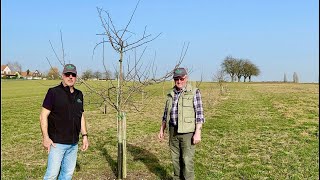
[122,112,127,178]
[104,101,107,114]
[117,112,123,179]
[141,91,144,106]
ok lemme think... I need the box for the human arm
[39,107,56,153]
[158,100,169,140]
[158,121,167,140]
[192,123,202,144]
[80,114,89,151]
[192,89,205,144]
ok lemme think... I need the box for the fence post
[122,112,127,178]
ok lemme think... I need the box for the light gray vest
[166,84,198,133]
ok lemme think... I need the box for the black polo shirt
[42,82,84,144]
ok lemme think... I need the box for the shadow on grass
[127,143,172,180]
[95,140,171,179]
[96,141,118,177]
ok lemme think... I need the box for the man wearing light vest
[158,67,205,180]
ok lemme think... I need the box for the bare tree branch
[60,30,66,64]
[121,0,141,39]
[49,40,64,67]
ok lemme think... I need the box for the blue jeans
[44,143,78,180]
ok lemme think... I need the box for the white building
[1,65,12,77]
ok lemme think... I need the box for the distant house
[32,70,42,79]
[20,70,42,80]
[20,71,32,79]
[1,65,12,77]
[1,65,43,80]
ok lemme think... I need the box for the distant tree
[242,60,252,82]
[221,56,237,82]
[27,69,30,75]
[47,67,60,80]
[8,61,22,74]
[235,59,245,82]
[93,71,102,80]
[248,64,260,82]
[221,57,260,82]
[104,70,112,79]
[283,73,288,83]
[82,69,93,80]
[213,69,228,94]
[293,72,299,83]
[14,72,20,79]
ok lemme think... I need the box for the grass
[1,80,319,179]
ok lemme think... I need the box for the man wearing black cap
[158,67,205,180]
[40,64,89,179]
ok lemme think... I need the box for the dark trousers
[169,126,195,180]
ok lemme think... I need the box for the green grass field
[1,80,319,179]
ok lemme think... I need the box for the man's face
[174,75,187,90]
[62,72,77,87]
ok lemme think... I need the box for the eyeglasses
[64,72,77,77]
[174,77,186,81]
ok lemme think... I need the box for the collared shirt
[162,87,205,126]
[42,82,84,144]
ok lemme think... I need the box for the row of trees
[6,60,301,84]
[46,67,115,80]
[81,69,113,80]
[221,56,260,82]
[3,63,113,81]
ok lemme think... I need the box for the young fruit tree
[92,1,187,179]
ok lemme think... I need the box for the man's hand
[158,130,165,140]
[192,131,201,145]
[158,122,166,141]
[193,123,203,144]
[81,136,89,151]
[43,137,56,154]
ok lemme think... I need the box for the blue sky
[2,0,319,82]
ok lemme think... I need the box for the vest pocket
[182,96,193,107]
[184,117,194,123]
[183,117,196,132]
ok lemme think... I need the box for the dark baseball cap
[62,64,77,74]
[173,68,187,78]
